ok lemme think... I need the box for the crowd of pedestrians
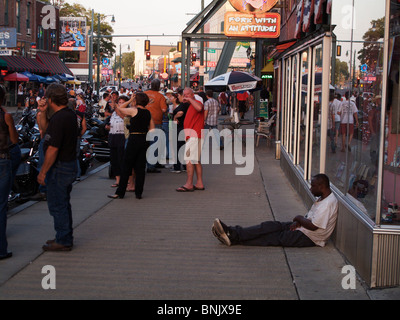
[0,79,341,259]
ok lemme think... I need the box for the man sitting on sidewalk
[212,174,338,248]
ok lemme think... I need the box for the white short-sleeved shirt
[299,193,338,247]
[339,99,358,124]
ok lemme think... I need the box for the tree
[122,52,135,79]
[335,59,350,86]
[358,18,385,70]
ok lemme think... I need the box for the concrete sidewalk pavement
[0,140,398,300]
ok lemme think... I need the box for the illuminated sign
[225,12,280,38]
[225,0,280,38]
[228,0,279,13]
[59,17,86,52]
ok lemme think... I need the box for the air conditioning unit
[27,28,32,36]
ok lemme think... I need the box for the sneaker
[212,218,231,246]
[170,169,182,174]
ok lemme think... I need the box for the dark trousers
[46,161,77,247]
[116,135,148,198]
[229,221,316,247]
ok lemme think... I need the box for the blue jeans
[38,139,47,194]
[9,144,21,183]
[46,161,77,246]
[0,159,12,255]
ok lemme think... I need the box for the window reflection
[299,50,309,171]
[329,0,385,221]
[311,45,323,177]
[381,0,400,225]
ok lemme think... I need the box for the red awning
[0,56,50,74]
[267,40,297,60]
[36,53,73,75]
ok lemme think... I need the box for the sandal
[194,186,205,191]
[111,184,119,188]
[176,186,195,192]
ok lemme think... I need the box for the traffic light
[117,70,121,78]
[337,45,342,57]
[177,41,182,52]
[146,51,151,61]
[145,40,151,52]
[191,53,197,62]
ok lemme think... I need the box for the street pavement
[0,110,399,301]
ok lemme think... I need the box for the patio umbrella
[62,73,75,81]
[53,74,68,82]
[66,79,82,85]
[45,76,59,84]
[22,71,40,82]
[4,72,29,82]
[205,71,262,93]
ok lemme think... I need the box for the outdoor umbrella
[53,74,68,82]
[4,73,29,106]
[45,76,59,84]
[22,71,40,82]
[4,72,29,82]
[62,73,75,81]
[205,71,262,93]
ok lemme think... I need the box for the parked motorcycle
[84,117,110,162]
[79,138,96,176]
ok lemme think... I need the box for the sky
[71,0,215,54]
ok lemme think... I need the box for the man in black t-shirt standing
[37,84,78,252]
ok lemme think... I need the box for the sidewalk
[0,135,399,300]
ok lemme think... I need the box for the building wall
[0,0,37,56]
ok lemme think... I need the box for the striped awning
[0,56,50,74]
[36,53,73,76]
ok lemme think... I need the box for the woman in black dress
[108,93,154,200]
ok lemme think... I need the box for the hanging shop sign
[225,12,280,38]
[225,0,280,38]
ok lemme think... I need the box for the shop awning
[0,56,50,74]
[36,53,73,75]
[262,61,274,73]
[267,40,297,60]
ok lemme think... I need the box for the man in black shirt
[171,89,189,173]
[37,84,78,252]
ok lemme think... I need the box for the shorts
[340,123,354,135]
[184,137,203,164]
[238,101,247,113]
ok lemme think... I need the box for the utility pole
[97,14,101,97]
[199,0,205,88]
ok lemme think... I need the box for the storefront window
[290,55,298,160]
[299,50,309,171]
[311,44,323,177]
[381,0,400,225]
[330,0,386,221]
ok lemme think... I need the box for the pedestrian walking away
[37,84,78,252]
[108,93,154,200]
[212,174,338,248]
[0,85,20,260]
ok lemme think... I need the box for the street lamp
[94,13,115,97]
